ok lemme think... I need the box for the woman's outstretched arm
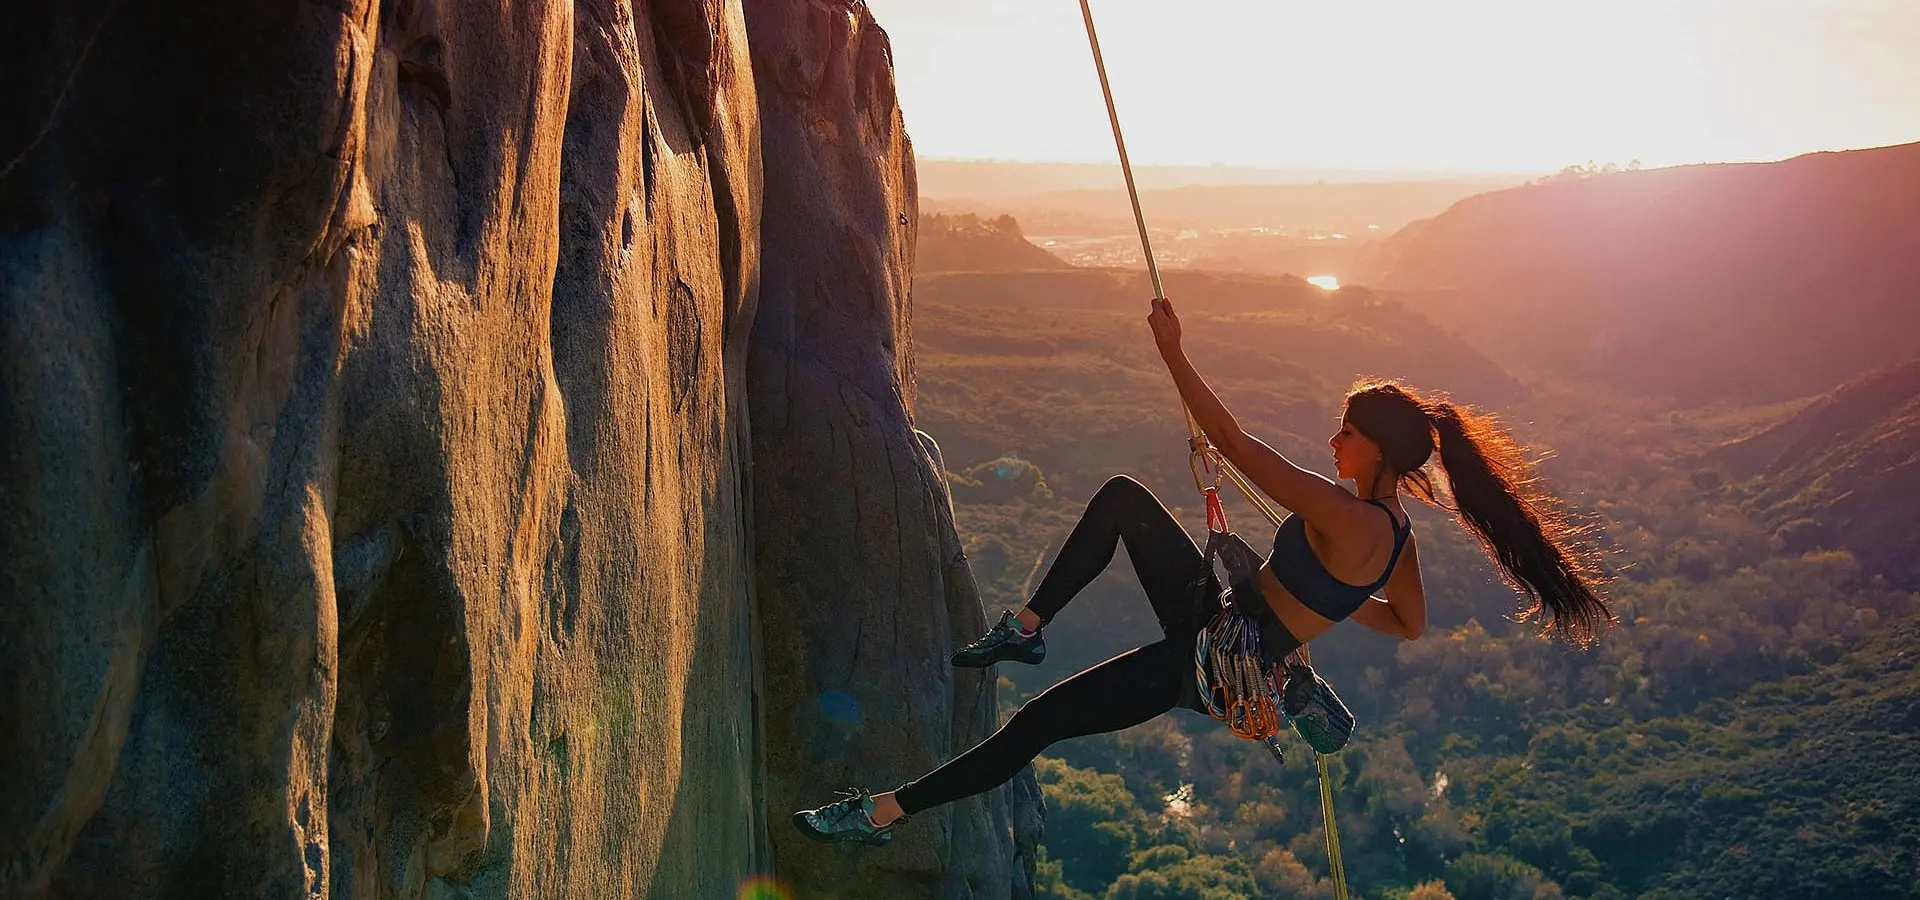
[1149,298,1374,534]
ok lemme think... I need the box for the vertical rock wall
[744,2,1028,897]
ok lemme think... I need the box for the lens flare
[819,690,863,725]
[738,875,792,900]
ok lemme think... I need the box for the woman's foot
[791,789,910,846]
[950,609,1046,667]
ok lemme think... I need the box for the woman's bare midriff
[1253,563,1338,643]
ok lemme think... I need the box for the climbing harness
[1076,3,1354,895]
[1185,507,1358,758]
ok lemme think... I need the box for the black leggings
[895,475,1221,815]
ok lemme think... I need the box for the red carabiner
[1204,486,1229,534]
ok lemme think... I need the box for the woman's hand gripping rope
[1146,296,1182,356]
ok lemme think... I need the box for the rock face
[744,2,1031,898]
[0,1,1019,898]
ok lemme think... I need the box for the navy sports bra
[1268,499,1412,622]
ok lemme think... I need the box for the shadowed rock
[745,1,1029,896]
[2,0,762,896]
[3,0,1017,896]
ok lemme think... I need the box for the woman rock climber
[792,295,1614,845]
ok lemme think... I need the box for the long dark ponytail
[1346,382,1614,648]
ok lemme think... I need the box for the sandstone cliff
[0,1,1018,897]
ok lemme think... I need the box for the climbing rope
[1075,3,1350,895]
[1077,0,1165,303]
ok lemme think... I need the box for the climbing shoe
[950,609,1045,668]
[791,789,909,846]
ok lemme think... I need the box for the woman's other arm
[1352,540,1427,640]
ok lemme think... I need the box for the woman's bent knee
[1095,474,1154,509]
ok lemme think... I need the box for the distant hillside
[1704,359,1920,590]
[916,212,1069,272]
[1362,142,1920,404]
[916,158,1519,199]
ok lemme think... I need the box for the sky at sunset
[863,0,1920,174]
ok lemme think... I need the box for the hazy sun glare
[1307,275,1341,290]
[865,0,1920,173]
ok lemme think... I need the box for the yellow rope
[1075,0,1165,304]
[1075,0,1206,450]
[1219,456,1283,527]
[1317,749,1353,899]
[1301,644,1352,900]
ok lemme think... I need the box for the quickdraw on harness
[1077,2,1357,893]
[1193,571,1282,742]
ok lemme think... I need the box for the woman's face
[1329,415,1384,483]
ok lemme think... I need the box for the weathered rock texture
[745,2,1033,897]
[3,0,1023,896]
[0,0,982,895]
